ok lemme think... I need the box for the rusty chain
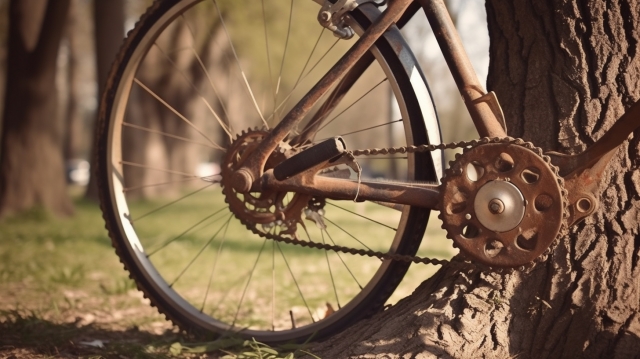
[233,136,566,269]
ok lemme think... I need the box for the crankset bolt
[489,199,505,214]
[231,168,253,193]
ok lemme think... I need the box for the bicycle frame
[228,0,640,215]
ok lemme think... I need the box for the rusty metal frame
[229,0,640,215]
[229,0,506,206]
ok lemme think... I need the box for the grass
[0,186,455,357]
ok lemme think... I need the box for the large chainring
[438,140,568,268]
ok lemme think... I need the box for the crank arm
[548,99,640,225]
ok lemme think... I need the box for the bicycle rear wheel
[96,0,441,343]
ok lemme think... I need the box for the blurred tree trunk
[63,0,83,162]
[85,0,125,201]
[0,0,72,218]
[306,1,640,358]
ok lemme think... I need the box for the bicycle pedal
[274,137,346,181]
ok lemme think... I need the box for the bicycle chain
[238,136,565,270]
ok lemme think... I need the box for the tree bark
[85,0,125,201]
[306,1,640,358]
[0,0,72,218]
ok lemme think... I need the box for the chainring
[438,139,568,268]
[220,129,311,239]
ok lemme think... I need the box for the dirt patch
[0,282,222,358]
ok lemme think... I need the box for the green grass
[0,187,455,357]
[117,188,454,330]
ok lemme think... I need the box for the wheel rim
[102,0,436,342]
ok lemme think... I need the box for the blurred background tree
[84,0,125,200]
[0,0,72,218]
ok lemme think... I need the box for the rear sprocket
[220,129,311,239]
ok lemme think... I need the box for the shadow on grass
[0,312,184,358]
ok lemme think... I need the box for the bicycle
[94,0,640,344]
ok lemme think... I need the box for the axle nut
[489,199,505,214]
[231,168,253,193]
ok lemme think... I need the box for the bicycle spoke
[123,121,222,150]
[271,240,276,331]
[303,38,340,80]
[133,78,223,149]
[324,216,376,253]
[211,0,268,128]
[271,34,340,122]
[231,238,268,327]
[132,183,217,222]
[338,119,403,138]
[124,177,203,193]
[318,78,388,132]
[320,230,341,309]
[262,0,276,114]
[120,161,210,179]
[152,38,233,140]
[170,215,233,287]
[276,241,315,323]
[292,27,325,92]
[264,27,326,123]
[323,228,363,289]
[210,269,252,317]
[201,218,231,312]
[179,16,235,138]
[146,206,228,256]
[326,202,397,231]
[275,0,294,99]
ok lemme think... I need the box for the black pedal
[274,137,346,181]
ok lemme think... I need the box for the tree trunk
[85,0,125,201]
[0,0,72,218]
[63,0,84,162]
[306,1,640,358]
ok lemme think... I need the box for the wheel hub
[474,180,525,233]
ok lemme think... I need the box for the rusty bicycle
[95,0,640,343]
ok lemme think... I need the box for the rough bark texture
[306,1,640,358]
[0,0,72,218]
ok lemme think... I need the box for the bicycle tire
[96,0,441,343]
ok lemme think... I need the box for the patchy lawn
[0,189,454,358]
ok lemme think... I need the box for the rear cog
[220,129,311,239]
[439,139,568,268]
